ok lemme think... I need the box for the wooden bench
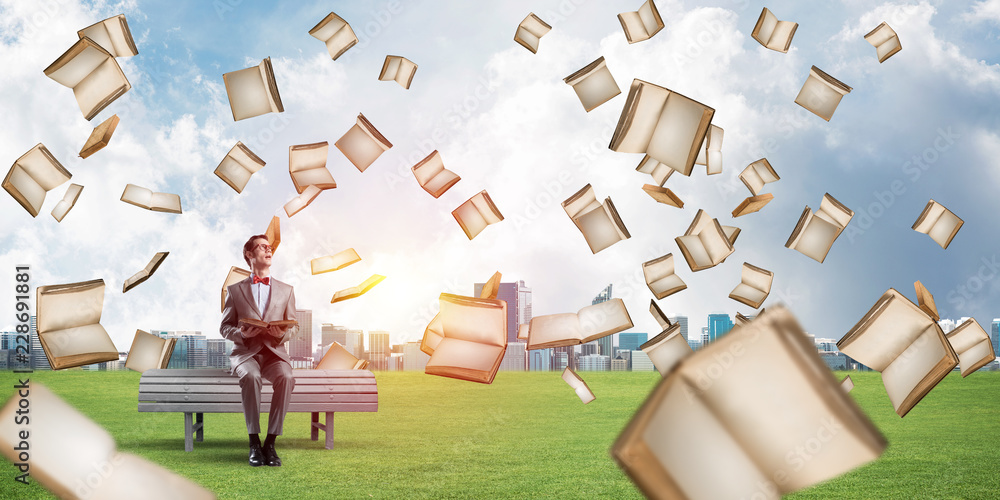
[138,369,378,451]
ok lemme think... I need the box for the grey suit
[220,277,298,435]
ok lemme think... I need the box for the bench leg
[311,412,319,441]
[325,412,335,450]
[184,413,194,452]
[195,413,204,442]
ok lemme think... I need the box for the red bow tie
[253,276,270,286]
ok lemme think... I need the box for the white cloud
[963,0,1000,24]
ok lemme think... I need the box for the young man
[220,234,298,467]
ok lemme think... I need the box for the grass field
[0,370,998,499]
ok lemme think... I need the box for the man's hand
[240,324,266,339]
[267,325,287,338]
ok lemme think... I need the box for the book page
[562,184,600,218]
[79,23,114,56]
[611,80,670,153]
[649,274,685,298]
[638,1,662,35]
[46,41,106,88]
[947,319,988,353]
[840,290,933,372]
[470,192,502,224]
[453,199,488,239]
[125,330,168,373]
[150,192,181,213]
[421,312,445,354]
[791,215,839,262]
[426,337,505,374]
[818,194,854,227]
[291,168,336,190]
[423,169,460,196]
[4,165,46,215]
[700,224,732,264]
[40,323,116,360]
[103,17,134,57]
[927,209,961,248]
[742,264,773,293]
[578,298,632,341]
[412,150,445,184]
[882,325,947,412]
[957,340,993,376]
[618,12,647,41]
[520,14,551,36]
[225,66,270,120]
[37,280,104,334]
[642,254,675,284]
[20,145,71,191]
[290,142,329,173]
[677,235,710,268]
[527,313,582,348]
[754,9,778,45]
[216,156,252,191]
[73,58,127,118]
[436,294,506,347]
[795,71,846,121]
[767,21,796,50]
[336,124,385,171]
[574,204,623,253]
[380,56,401,80]
[876,38,901,61]
[514,27,539,52]
[731,283,767,306]
[121,183,152,208]
[646,92,712,175]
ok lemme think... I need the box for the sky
[1,0,1000,352]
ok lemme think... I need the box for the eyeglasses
[253,243,272,253]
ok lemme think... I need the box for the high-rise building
[181,333,208,368]
[578,354,610,371]
[619,332,648,352]
[631,350,655,371]
[700,326,709,346]
[402,341,430,371]
[290,309,313,360]
[206,338,232,369]
[611,355,628,371]
[592,285,614,357]
[992,320,1000,357]
[322,325,362,358]
[500,342,526,371]
[474,279,532,344]
[707,313,733,344]
[30,316,49,370]
[529,348,551,371]
[554,351,569,371]
[668,315,689,342]
[368,330,390,370]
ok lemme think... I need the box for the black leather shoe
[249,442,265,467]
[262,442,282,467]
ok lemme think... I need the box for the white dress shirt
[250,275,271,317]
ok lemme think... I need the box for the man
[220,234,298,467]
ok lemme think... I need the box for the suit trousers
[234,348,294,435]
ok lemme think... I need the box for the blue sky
[2,0,1000,350]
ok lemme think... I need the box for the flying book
[289,141,336,193]
[751,7,798,53]
[729,263,773,309]
[517,323,530,341]
[77,14,138,57]
[732,194,774,218]
[480,271,502,300]
[643,253,687,300]
[4,143,72,217]
[795,66,852,121]
[842,375,855,393]
[80,114,120,158]
[649,300,672,331]
[221,266,250,312]
[265,216,280,254]
[514,13,551,53]
[420,293,507,384]
[739,158,779,196]
[51,183,83,223]
[120,184,182,214]
[612,306,887,499]
[675,209,735,272]
[222,57,283,121]
[411,150,461,198]
[618,0,665,44]
[837,287,959,417]
[238,318,299,334]
[309,12,358,60]
[610,79,715,177]
[36,279,118,370]
[641,184,684,208]
[945,318,995,377]
[379,55,418,89]
[564,56,621,112]
[734,311,752,326]
[44,37,131,120]
[636,155,674,187]
[914,280,939,321]
[335,113,392,172]
[695,125,724,175]
[123,251,168,293]
[331,274,385,303]
[786,193,853,263]
[562,367,596,404]
[316,341,369,370]
[641,323,692,377]
[912,199,962,249]
[864,22,901,63]
[562,184,631,254]
[0,383,216,500]
[526,298,633,350]
[214,141,265,194]
[124,329,176,373]
[283,184,321,217]
[453,190,504,240]
[310,248,361,274]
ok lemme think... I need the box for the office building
[322,324,363,358]
[290,309,313,360]
[578,353,610,371]
[668,315,689,342]
[402,341,430,371]
[992,320,1000,358]
[619,332,648,352]
[611,355,628,371]
[554,350,569,371]
[368,330,390,370]
[30,316,50,370]
[592,284,614,357]
[707,313,733,344]
[631,350,655,371]
[500,342,526,371]
[529,348,552,371]
[474,279,532,344]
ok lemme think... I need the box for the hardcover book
[222,57,283,121]
[751,7,798,53]
[316,341,369,370]
[640,323,692,376]
[526,298,633,350]
[452,190,504,240]
[44,37,131,120]
[420,293,507,384]
[618,0,664,44]
[728,263,773,309]
[411,150,460,198]
[80,114,120,158]
[642,253,687,300]
[785,193,853,263]
[331,275,385,303]
[379,55,418,89]
[214,141,265,194]
[675,209,734,272]
[514,13,551,53]
[912,199,963,249]
[123,251,169,293]
[120,184,182,214]
[310,248,362,275]
[562,184,631,253]
[289,141,336,193]
[124,329,176,373]
[562,368,596,403]
[335,113,393,172]
[309,12,358,60]
[794,66,852,121]
[36,279,118,370]
[864,22,901,63]
[77,14,138,57]
[3,143,72,217]
[51,183,83,222]
[563,56,621,112]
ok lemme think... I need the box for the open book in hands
[238,318,298,338]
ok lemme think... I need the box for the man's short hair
[243,234,269,266]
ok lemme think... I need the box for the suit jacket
[220,276,298,372]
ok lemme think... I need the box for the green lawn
[1,370,998,499]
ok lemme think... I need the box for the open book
[77,14,138,57]
[751,7,798,53]
[610,79,715,177]
[562,368,596,403]
[379,55,418,89]
[0,383,216,500]
[641,323,692,376]
[310,248,361,274]
[618,0,664,44]
[612,306,887,499]
[945,318,996,377]
[649,300,672,331]
[795,66,852,121]
[120,184,182,214]
[214,141,265,194]
[695,125,724,175]
[265,215,280,254]
[223,57,283,121]
[675,209,735,272]
[636,155,674,187]
[842,375,855,393]
[480,271,502,300]
[80,114,119,158]
[4,143,72,218]
[729,263,773,309]
[562,184,631,254]
[514,13,551,53]
[420,293,507,384]
[44,37,131,120]
[526,298,633,350]
[864,22,901,63]
[912,199,962,249]
[411,150,461,198]
[453,190,504,240]
[734,311,752,327]
[739,158,780,196]
[838,287,959,417]
[331,274,385,303]
[36,279,118,370]
[563,56,621,112]
[239,318,299,335]
[123,251,168,293]
[124,329,176,373]
[335,113,393,172]
[283,184,321,217]
[51,183,83,223]
[309,12,358,60]
[316,341,369,370]
[643,253,687,299]
[289,141,336,193]
[785,193,853,263]
[221,266,250,312]
[914,280,939,321]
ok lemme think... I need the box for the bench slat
[138,377,376,385]
[139,393,377,403]
[139,384,376,394]
[139,402,378,413]
[142,369,374,378]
